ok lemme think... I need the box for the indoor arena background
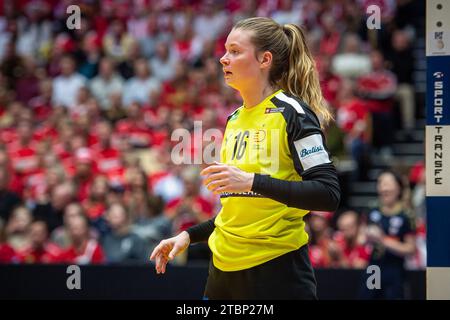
[0,0,428,300]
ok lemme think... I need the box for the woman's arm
[201,162,340,212]
[382,234,416,257]
[251,163,340,211]
[186,217,216,244]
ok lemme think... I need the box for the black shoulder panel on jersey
[270,92,331,176]
[271,92,321,141]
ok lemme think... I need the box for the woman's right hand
[149,231,190,274]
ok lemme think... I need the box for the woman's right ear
[259,51,272,70]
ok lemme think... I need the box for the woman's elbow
[325,185,341,211]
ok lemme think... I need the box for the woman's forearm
[186,217,216,244]
[382,236,416,257]
[251,163,341,211]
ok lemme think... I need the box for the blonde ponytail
[281,24,332,126]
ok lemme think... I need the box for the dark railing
[0,264,425,300]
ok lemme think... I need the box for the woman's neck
[115,225,130,236]
[382,201,403,215]
[240,83,279,109]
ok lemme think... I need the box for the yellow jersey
[208,89,332,271]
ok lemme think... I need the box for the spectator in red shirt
[53,120,78,172]
[0,148,23,193]
[91,121,125,188]
[73,147,96,202]
[173,24,203,64]
[72,108,100,148]
[5,205,33,253]
[51,202,101,249]
[306,211,335,268]
[35,165,67,205]
[410,161,425,221]
[159,61,191,110]
[0,164,22,222]
[7,120,40,186]
[409,160,425,188]
[82,175,109,222]
[319,13,341,57]
[52,203,84,249]
[17,220,63,264]
[336,79,371,180]
[357,50,397,156]
[116,102,153,148]
[0,218,17,264]
[29,79,54,123]
[331,210,370,269]
[319,54,342,109]
[62,214,105,265]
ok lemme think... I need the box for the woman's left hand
[200,162,255,194]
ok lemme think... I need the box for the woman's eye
[230,50,238,54]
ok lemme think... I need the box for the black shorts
[204,245,317,300]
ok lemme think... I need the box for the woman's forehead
[378,173,397,184]
[225,28,254,48]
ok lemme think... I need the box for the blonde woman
[151,17,340,300]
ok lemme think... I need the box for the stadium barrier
[0,264,425,300]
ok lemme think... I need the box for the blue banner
[426,56,450,125]
[427,197,450,267]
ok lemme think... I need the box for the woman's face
[107,205,128,230]
[92,177,108,197]
[377,173,401,207]
[68,216,88,240]
[12,208,32,231]
[29,222,48,247]
[64,204,82,225]
[220,28,263,91]
[309,215,328,233]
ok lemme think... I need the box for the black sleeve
[250,94,341,211]
[251,163,340,211]
[186,216,216,244]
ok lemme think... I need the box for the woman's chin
[225,80,238,90]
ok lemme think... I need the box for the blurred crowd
[0,0,425,273]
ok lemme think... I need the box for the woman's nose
[220,54,229,66]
